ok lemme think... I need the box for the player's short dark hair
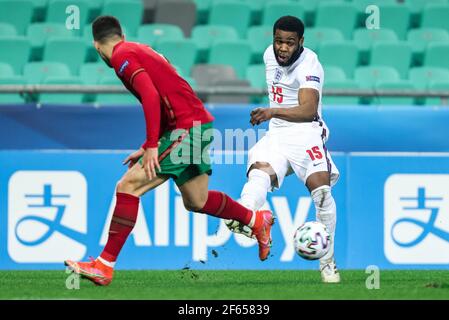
[273,16,305,38]
[92,15,123,42]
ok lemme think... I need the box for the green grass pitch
[0,270,448,299]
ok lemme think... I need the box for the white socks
[311,185,337,264]
[239,169,272,212]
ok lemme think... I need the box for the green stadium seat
[0,37,31,74]
[409,67,449,89]
[426,80,449,106]
[304,28,344,53]
[0,77,27,103]
[407,28,449,65]
[354,66,401,89]
[322,79,361,105]
[370,42,412,78]
[209,1,251,38]
[191,25,239,63]
[209,40,252,79]
[375,80,416,105]
[0,63,15,77]
[262,2,305,28]
[95,76,139,106]
[46,0,90,33]
[405,0,448,14]
[315,2,358,39]
[0,0,33,35]
[23,62,71,84]
[241,0,271,25]
[0,23,17,37]
[246,64,266,89]
[43,37,87,74]
[319,41,359,78]
[39,76,85,104]
[156,39,197,76]
[352,0,397,27]
[27,23,75,60]
[375,4,411,40]
[137,24,184,47]
[324,66,347,82]
[246,64,266,104]
[192,0,211,24]
[101,0,144,36]
[353,28,398,65]
[424,42,449,69]
[421,4,449,31]
[79,62,116,84]
[247,26,272,64]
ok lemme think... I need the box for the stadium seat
[79,62,116,85]
[209,1,251,38]
[23,62,71,84]
[0,77,27,104]
[30,0,49,22]
[408,67,449,89]
[354,66,401,89]
[0,23,17,37]
[375,80,416,106]
[46,0,90,33]
[156,39,197,76]
[426,80,449,106]
[421,4,449,31]
[153,0,197,37]
[262,2,305,28]
[0,37,31,74]
[137,24,184,47]
[315,2,358,39]
[247,26,272,63]
[370,42,412,78]
[424,42,449,69]
[323,66,347,82]
[241,0,271,25]
[43,37,87,74]
[407,28,449,65]
[0,62,15,77]
[208,40,252,79]
[246,64,266,89]
[27,23,75,60]
[192,0,211,24]
[322,79,361,105]
[352,0,397,28]
[207,79,251,104]
[191,64,238,87]
[142,0,158,23]
[319,41,359,78]
[0,0,33,35]
[353,28,398,65]
[304,27,344,53]
[95,76,139,106]
[39,76,85,104]
[375,4,411,40]
[191,25,239,63]
[101,0,144,36]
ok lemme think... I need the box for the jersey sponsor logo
[8,171,87,262]
[384,174,449,264]
[273,68,283,84]
[305,75,320,83]
[118,60,129,75]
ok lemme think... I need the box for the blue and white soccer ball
[293,221,330,260]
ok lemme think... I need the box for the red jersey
[110,40,214,148]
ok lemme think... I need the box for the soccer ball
[293,221,330,260]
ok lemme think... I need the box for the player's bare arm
[250,88,319,125]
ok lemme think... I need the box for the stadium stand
[0,0,448,106]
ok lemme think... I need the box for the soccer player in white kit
[226,16,341,283]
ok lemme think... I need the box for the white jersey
[264,45,325,131]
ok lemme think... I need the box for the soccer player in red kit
[64,16,274,286]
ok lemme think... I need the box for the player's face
[94,41,113,68]
[273,30,303,66]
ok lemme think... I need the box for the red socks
[100,192,139,263]
[198,191,253,225]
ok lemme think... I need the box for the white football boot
[320,258,341,283]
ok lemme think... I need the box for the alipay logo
[8,171,87,263]
[384,174,449,264]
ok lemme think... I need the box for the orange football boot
[65,257,113,286]
[251,210,275,261]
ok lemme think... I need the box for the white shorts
[246,124,339,190]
